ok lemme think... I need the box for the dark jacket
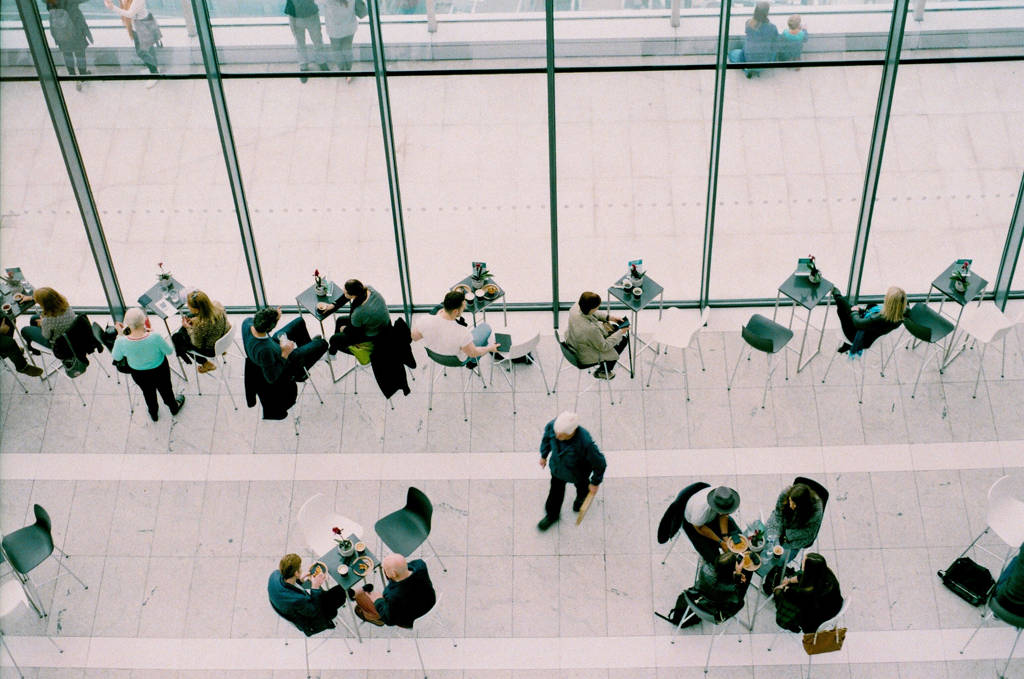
[52,314,101,366]
[834,293,901,353]
[370,317,416,399]
[245,356,297,420]
[766,486,824,552]
[242,318,291,385]
[996,547,1024,616]
[539,420,606,486]
[48,0,93,50]
[333,287,391,338]
[695,560,750,621]
[775,566,843,634]
[375,559,436,628]
[267,571,336,636]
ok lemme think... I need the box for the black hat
[708,486,740,514]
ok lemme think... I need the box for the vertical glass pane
[0,82,107,305]
[388,73,550,305]
[62,79,253,305]
[864,62,1024,297]
[903,0,1024,58]
[556,70,709,304]
[223,77,401,307]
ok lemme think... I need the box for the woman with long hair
[766,482,824,555]
[831,285,906,355]
[773,552,843,633]
[20,287,76,352]
[177,289,229,373]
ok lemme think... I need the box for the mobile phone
[617,317,630,329]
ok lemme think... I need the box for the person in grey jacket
[765,483,824,559]
[324,279,391,356]
[565,291,628,379]
[537,411,607,531]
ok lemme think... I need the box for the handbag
[802,627,846,655]
[354,0,368,18]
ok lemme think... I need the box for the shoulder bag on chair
[803,627,846,655]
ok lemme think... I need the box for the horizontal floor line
[1,440,1020,482]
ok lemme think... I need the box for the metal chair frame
[960,595,1023,679]
[671,587,745,675]
[551,330,615,408]
[727,316,796,409]
[488,330,550,414]
[644,307,710,401]
[187,323,240,411]
[0,355,30,394]
[426,347,487,422]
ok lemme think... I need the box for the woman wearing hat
[684,485,742,560]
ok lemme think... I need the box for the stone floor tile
[687,387,735,449]
[151,481,205,557]
[241,481,293,557]
[137,556,193,638]
[183,556,239,638]
[512,555,559,637]
[465,555,513,637]
[195,481,248,557]
[64,480,118,556]
[106,481,160,557]
[91,555,148,636]
[467,479,514,556]
[871,471,927,549]
[558,554,607,637]
[642,388,689,450]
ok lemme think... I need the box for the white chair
[188,323,239,411]
[767,594,851,679]
[958,475,1024,569]
[671,587,746,675]
[644,307,709,400]
[958,303,1016,399]
[488,329,550,414]
[425,347,487,422]
[0,579,63,678]
[296,493,365,559]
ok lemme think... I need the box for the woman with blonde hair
[176,289,229,374]
[20,287,76,353]
[831,285,906,355]
[113,307,184,422]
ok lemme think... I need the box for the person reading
[267,553,348,635]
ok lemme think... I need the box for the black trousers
[329,319,367,355]
[600,334,630,372]
[0,333,28,369]
[545,475,589,520]
[833,292,859,344]
[130,358,177,417]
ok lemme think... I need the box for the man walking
[537,411,606,531]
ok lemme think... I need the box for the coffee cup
[773,545,784,557]
[355,541,366,554]
[0,303,10,314]
[337,564,349,576]
[465,292,474,302]
[623,280,633,290]
[632,287,643,297]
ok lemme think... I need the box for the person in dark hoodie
[536,411,607,531]
[322,279,391,356]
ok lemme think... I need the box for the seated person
[410,290,497,366]
[777,14,808,61]
[323,279,391,356]
[19,287,76,353]
[995,541,1024,616]
[680,551,751,625]
[772,552,843,633]
[765,482,824,559]
[727,1,778,76]
[174,289,230,373]
[354,554,436,628]
[831,286,906,355]
[0,315,43,377]
[242,307,328,384]
[267,553,348,635]
[684,485,741,560]
[565,291,628,380]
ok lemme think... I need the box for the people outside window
[20,287,76,353]
[536,411,607,531]
[410,291,498,367]
[173,289,230,374]
[285,0,328,82]
[318,0,359,77]
[778,15,808,63]
[354,554,437,628]
[684,485,742,555]
[112,307,185,422]
[565,291,628,380]
[268,553,348,634]
[242,308,328,385]
[0,315,42,377]
[772,552,843,633]
[324,280,390,357]
[765,482,824,560]
[727,1,778,78]
[104,0,162,85]
[831,286,906,356]
[45,0,92,88]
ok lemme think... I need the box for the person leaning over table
[565,291,628,380]
[19,287,76,353]
[409,290,498,367]
[354,553,436,627]
[113,307,185,422]
[684,485,742,556]
[765,482,823,559]
[772,552,843,634]
[678,551,751,626]
[536,411,607,531]
[323,279,390,357]
[268,553,348,634]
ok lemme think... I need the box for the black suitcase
[937,557,995,606]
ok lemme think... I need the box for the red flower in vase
[332,526,342,535]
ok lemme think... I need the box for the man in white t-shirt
[684,485,741,554]
[410,291,498,365]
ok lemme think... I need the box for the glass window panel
[0,82,107,306]
[222,77,402,308]
[556,70,709,304]
[864,62,1024,298]
[61,79,253,306]
[388,74,550,305]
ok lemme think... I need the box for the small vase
[808,271,821,285]
[314,284,327,297]
[337,541,354,559]
[471,277,484,290]
[749,538,765,553]
[952,279,967,294]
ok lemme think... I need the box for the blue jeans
[463,323,492,366]
[273,318,328,378]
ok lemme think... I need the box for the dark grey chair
[727,314,794,408]
[1,505,88,618]
[374,487,447,573]
[551,330,614,408]
[672,588,746,674]
[425,347,486,422]
[960,594,1023,679]
[897,303,955,398]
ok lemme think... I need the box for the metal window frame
[993,172,1024,311]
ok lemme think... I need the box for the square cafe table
[138,276,190,380]
[317,532,381,642]
[606,274,665,379]
[1,268,36,327]
[295,279,344,382]
[924,261,988,370]
[449,276,507,328]
[772,270,834,373]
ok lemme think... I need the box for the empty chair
[727,314,794,408]
[958,475,1024,566]
[1,504,88,617]
[295,493,365,558]
[488,328,550,414]
[958,303,1016,399]
[374,487,447,573]
[188,322,239,411]
[551,330,614,408]
[425,347,486,422]
[0,579,63,678]
[644,307,709,400]
[896,302,955,398]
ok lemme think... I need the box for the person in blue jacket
[728,1,779,78]
[537,411,607,531]
[268,553,347,635]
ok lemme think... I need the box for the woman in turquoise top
[113,307,185,422]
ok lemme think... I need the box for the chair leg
[645,342,661,387]
[681,346,691,402]
[69,373,87,407]
[2,361,30,393]
[766,628,782,651]
[303,635,311,679]
[412,629,427,679]
[305,369,324,405]
[534,354,551,395]
[761,353,774,408]
[428,362,436,411]
[51,547,89,591]
[911,345,936,399]
[960,609,991,654]
[220,367,238,410]
[972,343,987,399]
[671,606,697,643]
[661,534,678,565]
[574,368,582,411]
[125,378,135,415]
[704,621,729,674]
[820,349,838,384]
[727,346,746,390]
[0,633,24,678]
[426,537,447,573]
[460,367,468,422]
[193,359,202,395]
[695,333,706,371]
[552,354,564,393]
[1000,626,1022,679]
[511,361,517,415]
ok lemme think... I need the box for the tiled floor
[1,308,1023,677]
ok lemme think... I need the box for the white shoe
[145,79,158,89]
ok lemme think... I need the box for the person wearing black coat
[772,552,843,633]
[831,286,906,355]
[267,554,347,635]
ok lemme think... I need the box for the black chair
[1,505,88,618]
[896,302,955,398]
[35,314,104,407]
[551,330,614,408]
[727,314,794,408]
[961,594,1023,679]
[269,599,353,679]
[658,482,709,565]
[374,487,447,573]
[672,589,747,674]
[792,475,830,558]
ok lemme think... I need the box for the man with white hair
[537,411,607,531]
[354,553,436,627]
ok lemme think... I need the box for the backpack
[49,8,75,43]
[938,557,995,607]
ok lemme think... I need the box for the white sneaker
[145,79,158,89]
